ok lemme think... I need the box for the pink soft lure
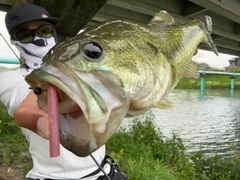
[48,83,60,157]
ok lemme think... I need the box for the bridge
[1,0,240,56]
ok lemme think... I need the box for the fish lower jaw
[60,130,93,157]
[59,112,108,156]
[93,122,107,133]
[60,124,103,156]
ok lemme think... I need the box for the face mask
[13,36,56,70]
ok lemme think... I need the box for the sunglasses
[14,24,54,43]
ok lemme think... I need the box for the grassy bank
[176,74,240,89]
[107,112,240,180]
[1,103,240,179]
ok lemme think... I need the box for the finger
[37,116,49,139]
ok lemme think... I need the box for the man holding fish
[0,0,218,179]
[0,3,127,180]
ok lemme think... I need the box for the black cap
[5,3,59,36]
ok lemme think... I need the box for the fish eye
[83,42,104,62]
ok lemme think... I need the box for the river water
[122,89,240,157]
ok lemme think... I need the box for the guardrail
[199,70,240,91]
[0,57,19,64]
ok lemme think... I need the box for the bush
[107,111,240,180]
[107,111,197,180]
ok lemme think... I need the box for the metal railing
[199,70,240,90]
[0,57,19,64]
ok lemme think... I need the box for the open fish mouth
[26,65,129,157]
[57,88,93,157]
[32,78,93,156]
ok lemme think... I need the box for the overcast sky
[0,11,238,69]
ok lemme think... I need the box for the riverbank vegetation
[107,112,240,180]
[1,102,240,179]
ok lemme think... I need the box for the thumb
[37,116,49,139]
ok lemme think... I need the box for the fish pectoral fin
[182,61,200,79]
[155,98,175,109]
[148,10,175,26]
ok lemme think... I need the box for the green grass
[1,103,240,179]
[0,103,31,165]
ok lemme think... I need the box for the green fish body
[25,11,218,156]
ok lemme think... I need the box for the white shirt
[0,68,110,179]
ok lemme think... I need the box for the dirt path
[0,164,25,180]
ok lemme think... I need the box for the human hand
[14,91,49,139]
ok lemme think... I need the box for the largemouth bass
[25,11,218,157]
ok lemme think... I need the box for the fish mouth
[25,64,129,157]
[57,89,91,156]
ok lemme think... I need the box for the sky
[0,11,238,70]
[0,11,20,68]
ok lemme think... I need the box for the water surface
[123,89,240,156]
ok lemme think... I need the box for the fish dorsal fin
[148,10,175,26]
[182,61,200,79]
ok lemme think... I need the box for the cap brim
[40,17,59,25]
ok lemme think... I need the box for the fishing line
[0,32,29,72]
[90,154,111,180]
